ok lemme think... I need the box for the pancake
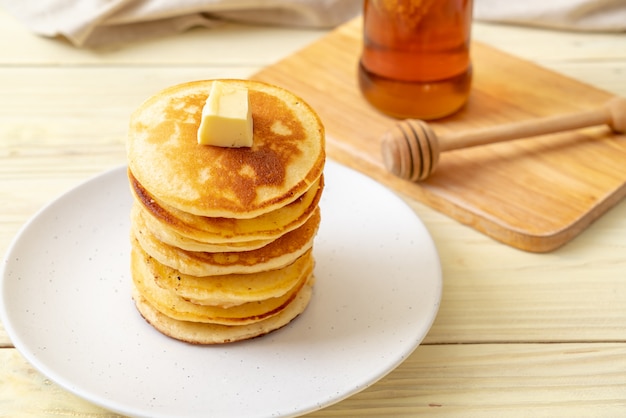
[131,245,310,325]
[132,203,274,253]
[130,171,324,244]
[132,278,314,344]
[132,238,314,307]
[127,79,325,219]
[132,207,321,277]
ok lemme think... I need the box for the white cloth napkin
[0,0,362,47]
[1,0,624,48]
[474,0,626,32]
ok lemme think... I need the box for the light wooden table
[1,7,626,417]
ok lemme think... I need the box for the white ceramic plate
[1,160,441,418]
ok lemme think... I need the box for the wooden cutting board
[252,18,626,252]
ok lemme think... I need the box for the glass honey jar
[359,0,473,120]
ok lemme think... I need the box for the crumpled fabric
[474,0,626,32]
[0,0,362,47]
[1,0,624,48]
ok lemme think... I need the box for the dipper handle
[381,97,626,182]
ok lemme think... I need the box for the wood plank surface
[253,18,626,253]
[1,68,624,348]
[1,6,626,417]
[3,343,626,417]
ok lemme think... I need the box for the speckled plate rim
[0,160,442,418]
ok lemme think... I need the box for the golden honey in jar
[359,0,473,120]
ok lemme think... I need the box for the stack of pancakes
[126,79,325,344]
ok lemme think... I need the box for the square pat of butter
[197,81,253,147]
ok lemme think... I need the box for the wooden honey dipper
[381,97,626,182]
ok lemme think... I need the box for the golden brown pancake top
[127,79,325,219]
